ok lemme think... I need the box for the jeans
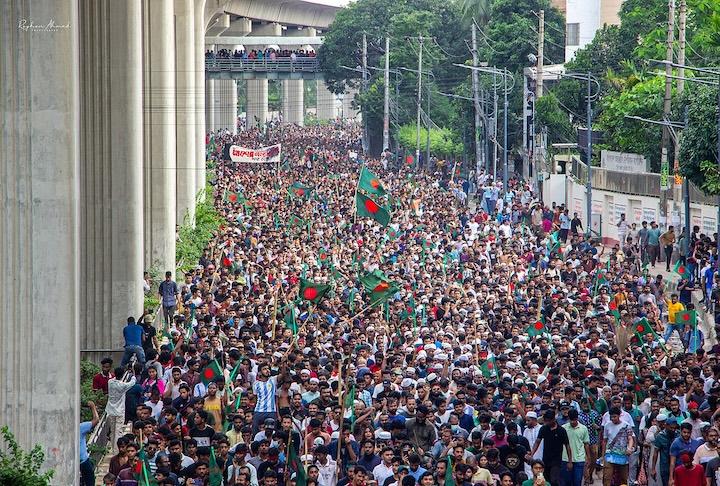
[663,324,686,343]
[121,344,146,367]
[80,458,95,486]
[561,461,585,486]
[648,245,659,266]
[162,304,176,324]
[664,245,674,270]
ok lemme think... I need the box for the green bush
[80,360,106,422]
[0,426,53,485]
[176,185,225,274]
[143,295,160,313]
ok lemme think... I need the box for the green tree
[677,84,719,193]
[595,75,666,171]
[0,426,53,485]
[535,92,575,144]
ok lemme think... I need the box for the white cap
[526,411,538,419]
[401,378,415,388]
[427,373,438,382]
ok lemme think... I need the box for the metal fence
[205,57,320,73]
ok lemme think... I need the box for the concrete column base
[317,80,337,120]
[246,79,268,129]
[214,79,238,133]
[282,79,304,126]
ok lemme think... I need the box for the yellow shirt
[667,300,685,324]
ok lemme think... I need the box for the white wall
[565,0,601,60]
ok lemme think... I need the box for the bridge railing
[205,57,320,73]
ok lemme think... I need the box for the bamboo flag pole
[335,357,346,482]
[271,287,279,339]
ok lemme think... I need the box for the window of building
[566,23,580,46]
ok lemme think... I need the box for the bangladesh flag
[201,359,223,385]
[209,447,223,486]
[287,438,308,486]
[223,189,242,204]
[634,317,655,337]
[299,278,330,303]
[673,261,691,280]
[356,192,391,227]
[289,182,313,199]
[318,248,330,265]
[387,228,403,241]
[284,306,298,334]
[608,299,621,320]
[527,318,546,337]
[359,166,386,196]
[446,456,456,486]
[360,270,399,306]
[289,214,306,227]
[480,356,497,379]
[677,309,697,327]
[133,445,158,485]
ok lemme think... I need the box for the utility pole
[493,71,499,180]
[383,37,390,152]
[415,36,424,168]
[660,0,675,226]
[426,82,431,168]
[362,33,369,155]
[471,24,482,180]
[586,73,593,238]
[503,68,509,193]
[537,10,544,98]
[677,0,688,241]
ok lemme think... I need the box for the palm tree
[459,0,491,26]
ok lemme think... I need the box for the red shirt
[673,464,705,486]
[92,372,113,394]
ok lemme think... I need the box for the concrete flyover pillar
[1,1,80,483]
[282,79,304,125]
[175,0,196,224]
[316,80,338,120]
[205,78,216,132]
[246,80,269,129]
[78,0,145,356]
[213,76,238,133]
[143,0,177,272]
[194,0,206,197]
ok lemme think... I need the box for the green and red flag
[356,192,391,227]
[223,189,242,204]
[633,317,655,337]
[360,270,400,306]
[479,356,497,379]
[677,309,697,328]
[386,228,403,241]
[318,248,330,266]
[673,261,691,280]
[527,318,547,337]
[299,278,331,303]
[289,182,313,199]
[209,447,223,486]
[288,214,306,228]
[608,299,621,320]
[446,456,456,486]
[200,359,223,385]
[287,437,308,486]
[358,166,387,196]
[133,444,158,485]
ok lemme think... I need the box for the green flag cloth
[284,306,299,334]
[356,192,391,227]
[289,214,306,228]
[223,189,242,203]
[299,278,331,303]
[287,438,308,486]
[445,456,456,486]
[209,447,223,486]
[608,299,621,320]
[673,261,691,280]
[134,445,158,485]
[676,309,697,328]
[480,357,497,379]
[527,318,546,337]
[359,270,399,306]
[289,182,313,199]
[634,317,656,337]
[386,228,403,241]
[200,359,223,385]
[359,166,387,196]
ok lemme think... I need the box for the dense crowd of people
[79,122,720,486]
[206,49,317,61]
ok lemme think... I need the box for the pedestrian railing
[205,57,320,73]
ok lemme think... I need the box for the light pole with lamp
[400,67,435,169]
[651,59,720,256]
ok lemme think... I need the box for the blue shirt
[669,436,700,459]
[123,323,144,347]
[79,421,93,462]
[158,280,178,306]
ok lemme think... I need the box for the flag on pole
[289,182,313,199]
[355,192,391,227]
[676,309,697,328]
[527,318,546,337]
[287,438,308,486]
[299,278,331,303]
[223,190,242,204]
[133,444,158,485]
[359,270,400,306]
[284,306,298,334]
[445,456,456,486]
[209,447,223,486]
[633,317,656,337]
[358,166,387,196]
[673,261,691,280]
[200,359,223,385]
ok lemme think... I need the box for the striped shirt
[253,376,278,413]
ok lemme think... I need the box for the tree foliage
[397,125,463,157]
[677,84,719,193]
[0,427,53,485]
[535,92,575,144]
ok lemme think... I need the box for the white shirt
[523,424,544,460]
[373,462,394,486]
[106,377,136,417]
[316,456,338,486]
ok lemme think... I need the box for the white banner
[229,144,281,163]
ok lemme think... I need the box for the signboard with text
[229,144,281,163]
[600,150,648,173]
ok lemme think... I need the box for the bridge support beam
[214,79,238,132]
[205,79,216,132]
[1,1,80,483]
[143,0,177,272]
[282,80,304,125]
[78,0,145,357]
[246,79,269,129]
[194,0,206,197]
[317,80,337,120]
[175,0,197,223]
